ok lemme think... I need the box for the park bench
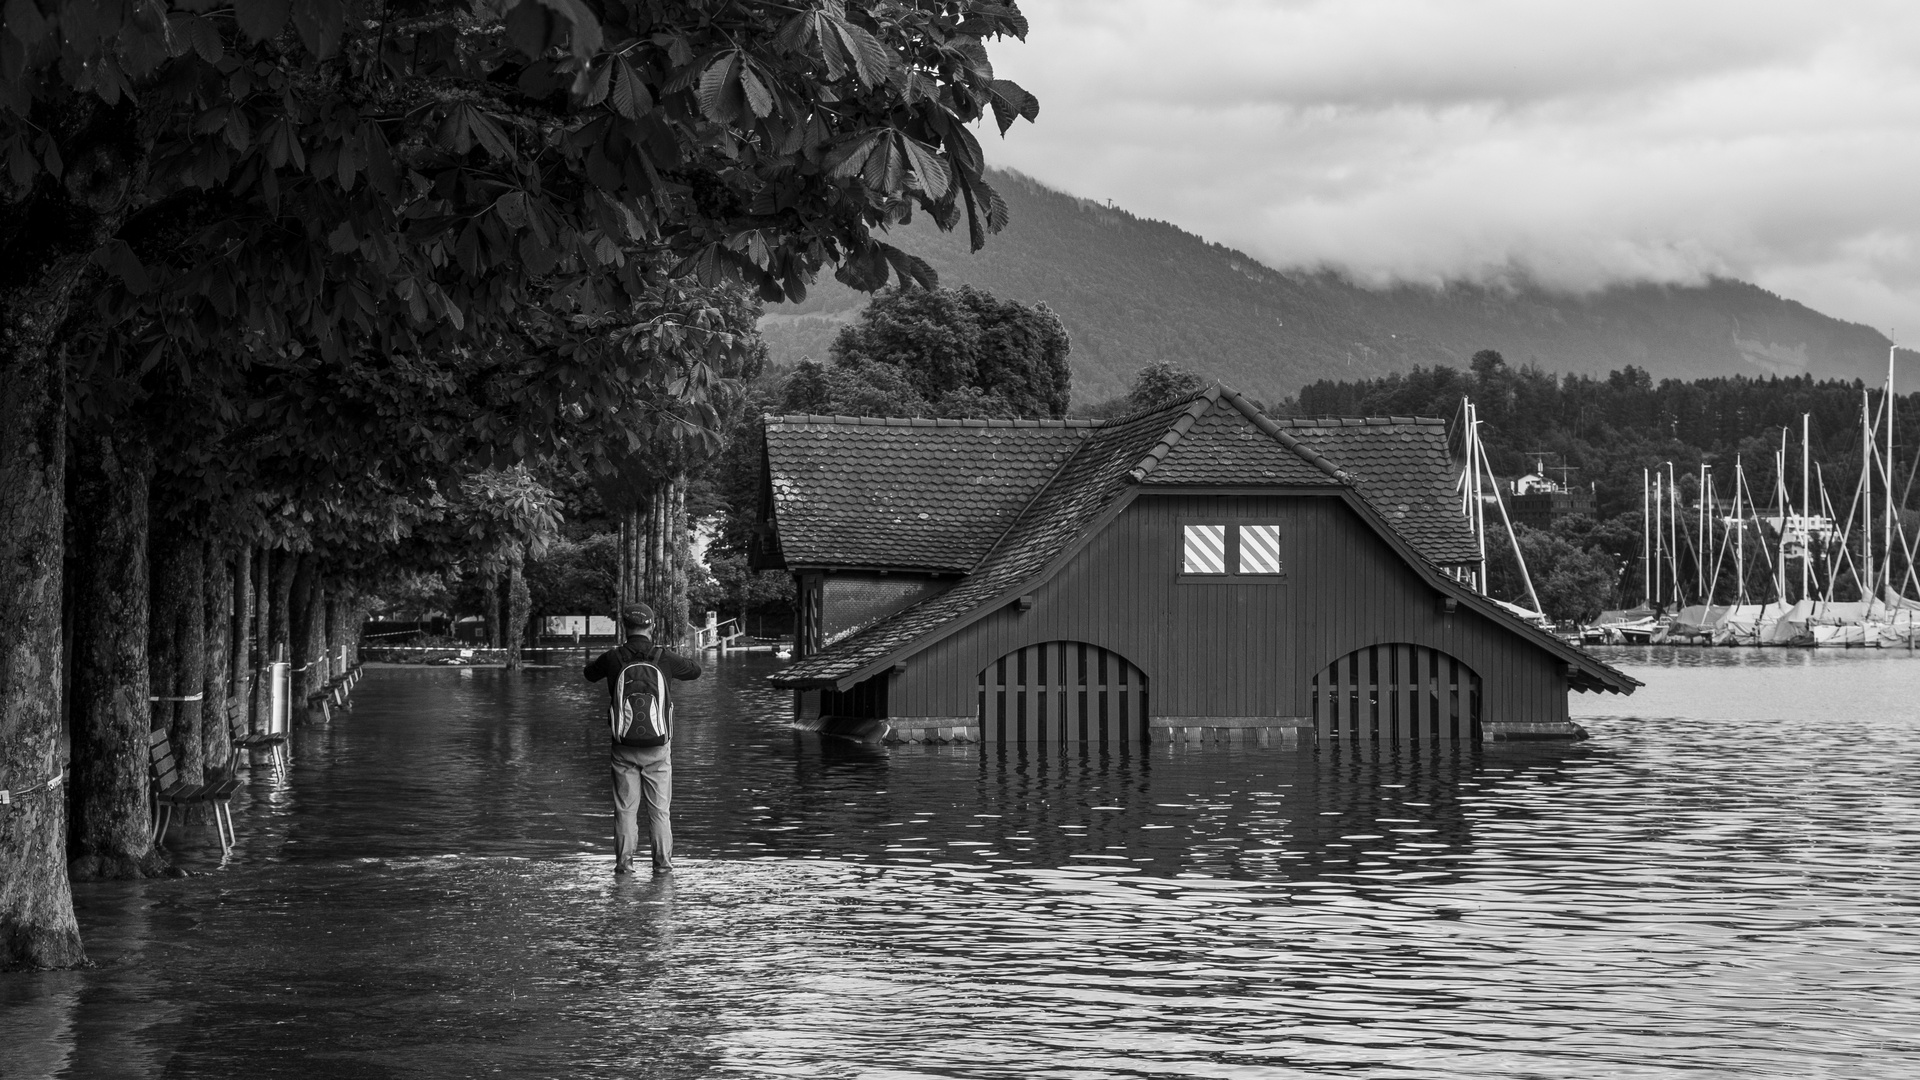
[224,700,289,781]
[149,727,239,856]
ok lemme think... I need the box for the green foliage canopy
[780,283,1070,418]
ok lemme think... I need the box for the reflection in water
[2,649,1918,1077]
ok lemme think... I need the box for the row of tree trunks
[616,479,692,645]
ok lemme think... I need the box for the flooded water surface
[5,648,1920,1078]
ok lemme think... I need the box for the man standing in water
[584,603,702,875]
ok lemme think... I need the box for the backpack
[609,646,673,747]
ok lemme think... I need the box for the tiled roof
[1143,400,1344,486]
[772,397,1207,685]
[764,416,1089,571]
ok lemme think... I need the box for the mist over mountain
[759,170,1908,405]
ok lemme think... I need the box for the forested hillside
[760,170,1910,403]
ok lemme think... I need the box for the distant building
[751,388,1635,747]
[1508,460,1594,530]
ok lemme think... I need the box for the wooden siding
[977,641,1146,745]
[889,492,1571,731]
[1311,643,1479,742]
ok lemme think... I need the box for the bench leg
[153,802,173,846]
[215,802,235,856]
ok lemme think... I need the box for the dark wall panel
[890,492,1571,727]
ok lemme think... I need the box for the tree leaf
[580,56,613,107]
[609,57,652,120]
[827,17,896,87]
[496,190,528,230]
[987,79,1039,135]
[464,107,516,160]
[739,62,774,119]
[896,134,950,199]
[235,0,291,43]
[186,13,223,62]
[3,0,51,50]
[696,51,742,124]
[291,0,343,59]
[823,130,882,179]
[504,0,560,59]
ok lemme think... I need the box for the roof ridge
[1273,415,1448,428]
[1216,387,1352,483]
[763,413,1099,429]
[1125,388,1222,482]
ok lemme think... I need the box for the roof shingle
[764,417,1087,571]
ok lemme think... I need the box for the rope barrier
[148,692,205,703]
[0,767,67,807]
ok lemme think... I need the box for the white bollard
[269,660,291,735]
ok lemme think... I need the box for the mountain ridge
[759,169,1908,404]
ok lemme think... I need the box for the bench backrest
[149,726,182,790]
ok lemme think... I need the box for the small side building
[750,386,1636,746]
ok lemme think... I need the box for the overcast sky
[985,0,1920,340]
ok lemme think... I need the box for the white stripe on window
[1239,524,1282,574]
[1183,524,1226,574]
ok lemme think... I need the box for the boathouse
[751,386,1636,746]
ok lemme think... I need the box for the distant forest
[1296,353,1920,523]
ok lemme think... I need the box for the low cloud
[985,0,1920,340]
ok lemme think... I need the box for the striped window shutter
[1239,524,1281,574]
[1183,524,1226,573]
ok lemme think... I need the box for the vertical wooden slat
[1313,644,1479,746]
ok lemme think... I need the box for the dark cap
[620,603,654,632]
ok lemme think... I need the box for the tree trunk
[505,547,530,670]
[231,545,254,738]
[67,428,166,881]
[148,515,207,788]
[480,562,501,648]
[299,575,327,720]
[0,291,85,967]
[269,549,294,666]
[254,547,275,733]
[202,536,232,771]
[286,554,313,716]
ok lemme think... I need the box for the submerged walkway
[4,651,1920,1077]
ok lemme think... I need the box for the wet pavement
[4,648,1919,1077]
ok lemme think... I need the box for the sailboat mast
[1699,464,1710,600]
[1776,432,1788,603]
[1472,403,1486,590]
[1802,413,1811,602]
[1643,467,1652,607]
[1886,344,1897,605]
[1863,391,1874,601]
[1669,461,1682,605]
[1735,457,1747,605]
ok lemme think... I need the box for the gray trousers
[611,742,672,869]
